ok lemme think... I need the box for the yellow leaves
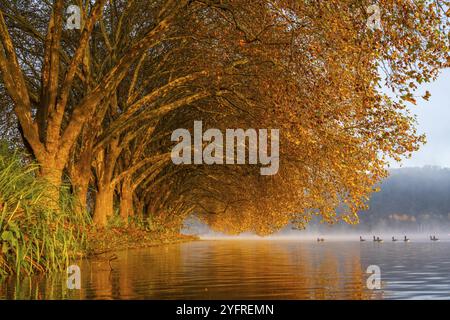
[422,90,431,101]
[391,51,399,60]
[400,93,417,105]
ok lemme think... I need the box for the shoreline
[85,227,199,258]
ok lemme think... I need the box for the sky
[390,68,450,168]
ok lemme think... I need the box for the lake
[1,239,450,300]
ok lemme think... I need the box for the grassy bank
[0,146,88,276]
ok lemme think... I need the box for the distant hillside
[358,166,450,231]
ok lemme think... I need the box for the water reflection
[1,240,449,300]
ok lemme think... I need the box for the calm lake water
[1,240,450,300]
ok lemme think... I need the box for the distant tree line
[359,167,450,230]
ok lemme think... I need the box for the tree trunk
[135,195,144,219]
[68,158,92,215]
[39,160,63,210]
[92,140,121,227]
[72,177,89,215]
[93,185,114,227]
[119,178,134,224]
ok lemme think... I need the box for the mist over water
[193,231,450,243]
[183,217,450,242]
[183,166,450,242]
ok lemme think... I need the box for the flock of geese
[361,236,411,242]
[315,235,441,242]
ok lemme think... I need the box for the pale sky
[390,68,450,168]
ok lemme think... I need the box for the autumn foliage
[0,0,449,238]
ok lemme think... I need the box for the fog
[183,166,450,240]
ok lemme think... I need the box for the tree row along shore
[0,1,449,274]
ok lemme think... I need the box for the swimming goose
[403,236,410,242]
[430,235,439,241]
[373,236,383,242]
[317,238,325,242]
[360,236,366,242]
[392,236,398,242]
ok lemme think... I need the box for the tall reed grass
[0,143,89,275]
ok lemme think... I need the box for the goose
[403,236,410,242]
[430,235,439,241]
[360,236,366,242]
[317,238,325,242]
[392,236,398,242]
[373,236,383,243]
